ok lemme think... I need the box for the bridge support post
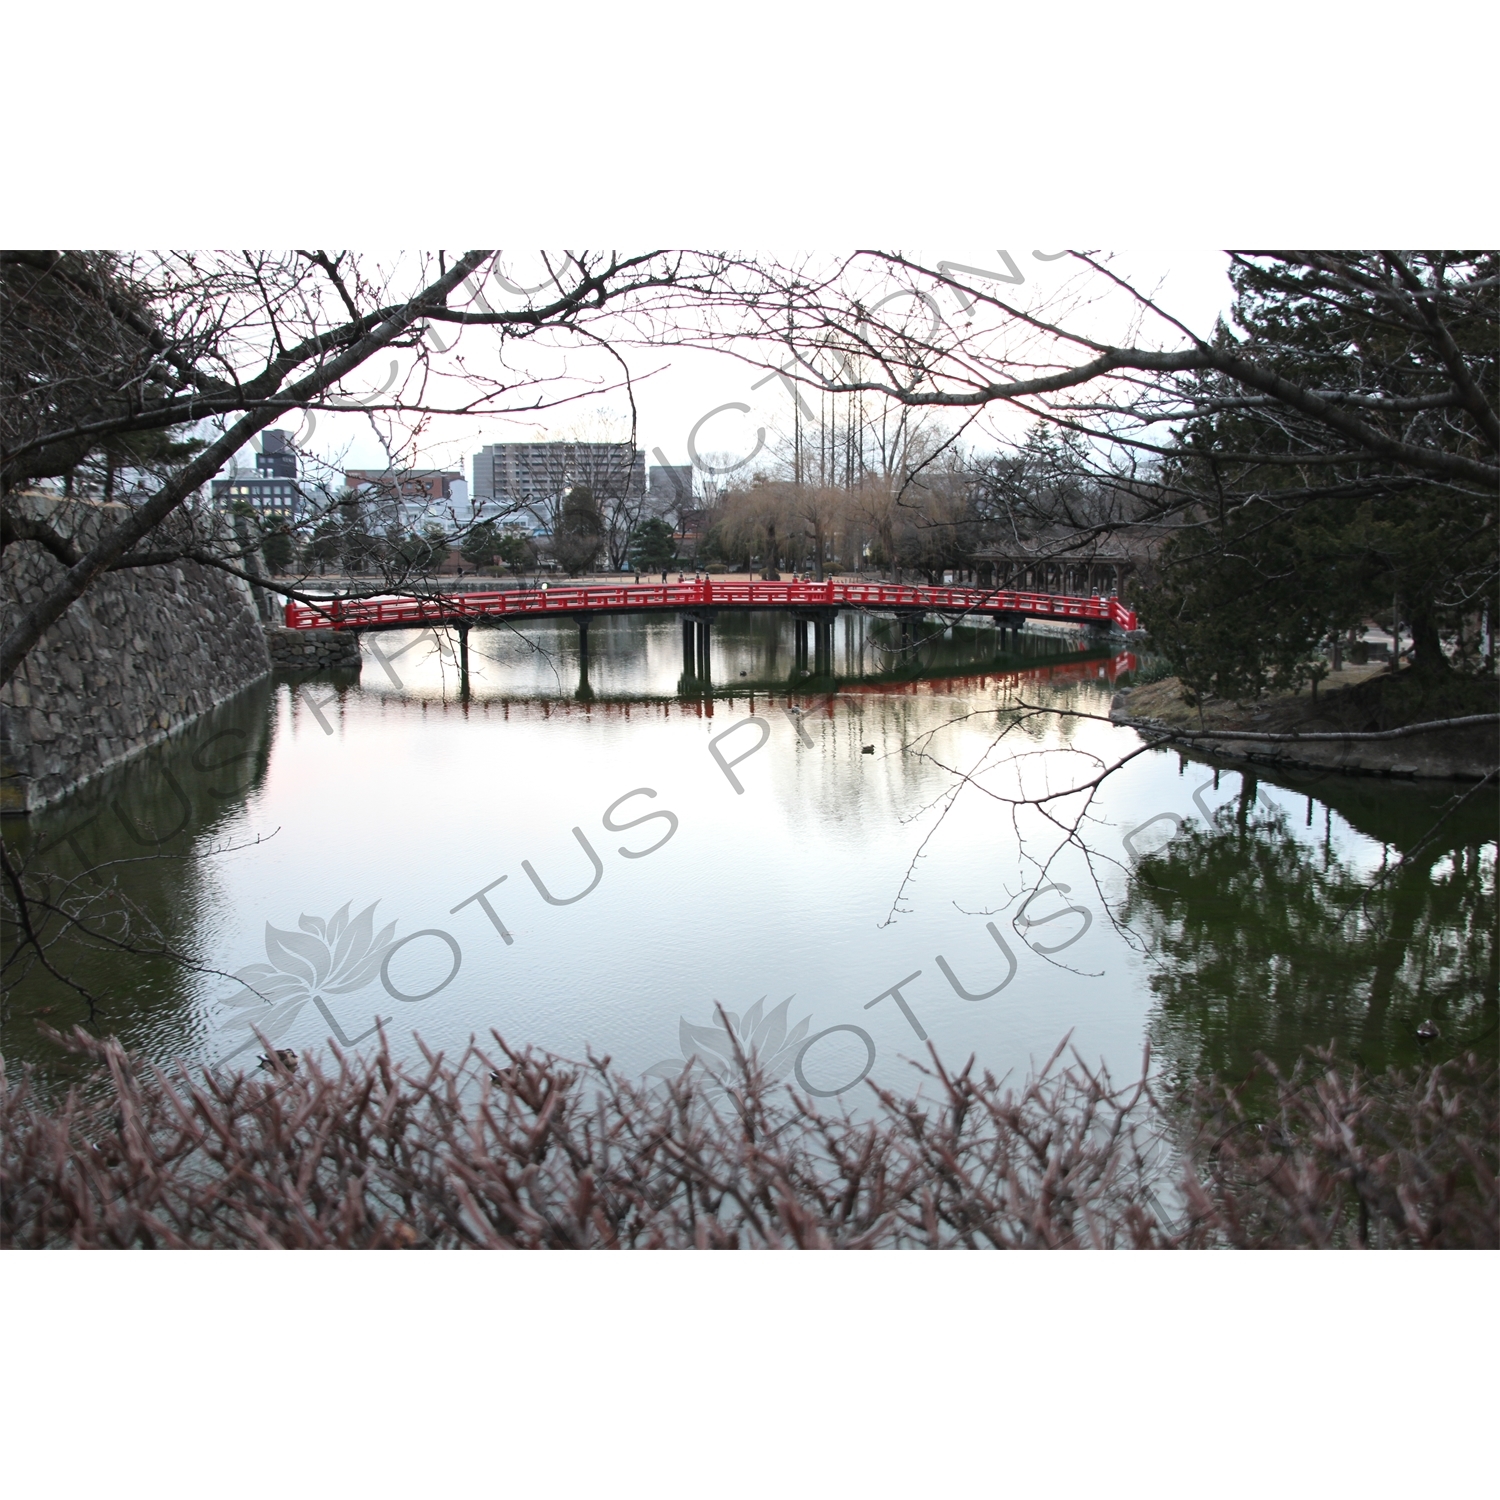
[456,622,471,698]
[695,616,712,682]
[894,610,926,652]
[792,609,837,675]
[680,610,714,686]
[813,612,835,675]
[576,616,596,698]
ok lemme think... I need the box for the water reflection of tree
[1123,800,1497,1088]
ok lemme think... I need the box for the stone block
[1,497,272,813]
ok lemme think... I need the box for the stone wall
[265,626,363,671]
[1,496,272,814]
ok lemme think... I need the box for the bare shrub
[1182,1049,1499,1249]
[2,1028,1494,1249]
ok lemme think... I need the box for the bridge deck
[284,579,1138,632]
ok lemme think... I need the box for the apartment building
[471,441,645,528]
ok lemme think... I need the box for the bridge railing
[284,579,1138,632]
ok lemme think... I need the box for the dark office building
[211,429,301,522]
[648,463,694,507]
[257,430,298,479]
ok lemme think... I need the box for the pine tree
[1139,254,1498,698]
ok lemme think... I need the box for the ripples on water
[4,612,1495,1099]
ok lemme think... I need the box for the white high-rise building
[471,442,645,529]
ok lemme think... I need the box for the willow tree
[706,250,1497,697]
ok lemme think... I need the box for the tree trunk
[1408,602,1450,677]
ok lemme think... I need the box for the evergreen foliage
[1138,254,1498,700]
[552,484,602,573]
[627,516,678,572]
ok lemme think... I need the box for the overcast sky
[224,249,1239,493]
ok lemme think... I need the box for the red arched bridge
[284,578,1137,684]
[284,578,1138,633]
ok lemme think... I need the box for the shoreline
[1111,668,1499,782]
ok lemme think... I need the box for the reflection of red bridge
[284,578,1138,632]
[834,651,1140,697]
[346,649,1141,719]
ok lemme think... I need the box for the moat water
[4,611,1495,1100]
